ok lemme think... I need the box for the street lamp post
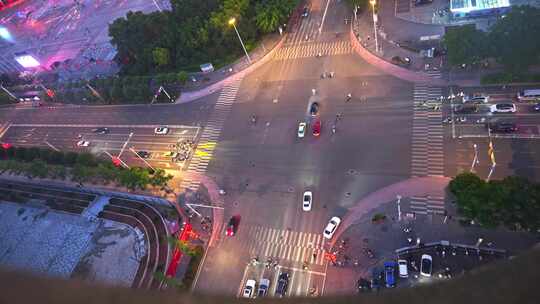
[369,0,379,53]
[228,18,251,64]
[471,143,479,172]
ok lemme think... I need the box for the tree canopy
[449,172,540,231]
[443,6,540,71]
[109,0,300,75]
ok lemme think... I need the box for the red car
[312,119,321,136]
[225,215,241,236]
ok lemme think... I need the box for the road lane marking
[10,123,198,129]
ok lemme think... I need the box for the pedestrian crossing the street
[284,15,321,46]
[410,84,444,177]
[180,77,244,191]
[273,40,352,61]
[242,226,326,266]
[409,196,446,215]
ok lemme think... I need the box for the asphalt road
[442,86,540,181]
[193,0,414,297]
[1,124,200,171]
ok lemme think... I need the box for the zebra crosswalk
[411,84,444,177]
[180,77,243,191]
[241,226,326,266]
[273,40,352,61]
[409,196,446,215]
[284,15,321,46]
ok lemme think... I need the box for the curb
[178,34,287,104]
[349,28,445,85]
[328,176,451,250]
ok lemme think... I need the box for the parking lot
[1,124,200,171]
[238,262,325,298]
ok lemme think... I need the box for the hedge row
[0,146,173,191]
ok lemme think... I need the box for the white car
[243,279,256,298]
[323,216,341,239]
[154,126,169,135]
[398,259,409,278]
[490,103,516,113]
[463,94,489,103]
[302,191,312,211]
[420,254,433,277]
[76,140,90,147]
[298,122,306,138]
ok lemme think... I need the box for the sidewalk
[350,11,446,85]
[329,176,451,249]
[177,33,284,103]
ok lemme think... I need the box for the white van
[398,259,409,278]
[517,89,540,101]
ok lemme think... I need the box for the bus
[517,89,540,102]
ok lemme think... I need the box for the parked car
[391,56,411,66]
[92,127,110,134]
[225,216,240,236]
[154,126,169,134]
[463,94,490,104]
[489,121,517,133]
[323,216,341,239]
[76,140,90,147]
[414,0,433,6]
[257,278,270,297]
[357,277,371,293]
[298,122,307,138]
[371,268,384,290]
[490,103,517,113]
[302,191,312,211]
[137,151,151,158]
[420,254,433,277]
[243,279,256,298]
[533,103,540,111]
[275,272,289,297]
[384,261,397,287]
[398,259,409,278]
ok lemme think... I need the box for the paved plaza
[0,200,140,286]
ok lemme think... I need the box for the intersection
[1,0,540,299]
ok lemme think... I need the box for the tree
[489,6,540,71]
[118,167,150,191]
[27,160,48,179]
[149,169,173,189]
[72,165,92,184]
[152,47,171,68]
[177,71,188,84]
[443,25,488,67]
[255,0,288,33]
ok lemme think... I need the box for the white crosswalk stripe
[409,196,446,215]
[244,226,326,265]
[273,40,352,61]
[411,84,444,177]
[284,16,321,46]
[179,77,243,191]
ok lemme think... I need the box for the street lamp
[369,0,379,53]
[471,143,479,172]
[228,18,251,64]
